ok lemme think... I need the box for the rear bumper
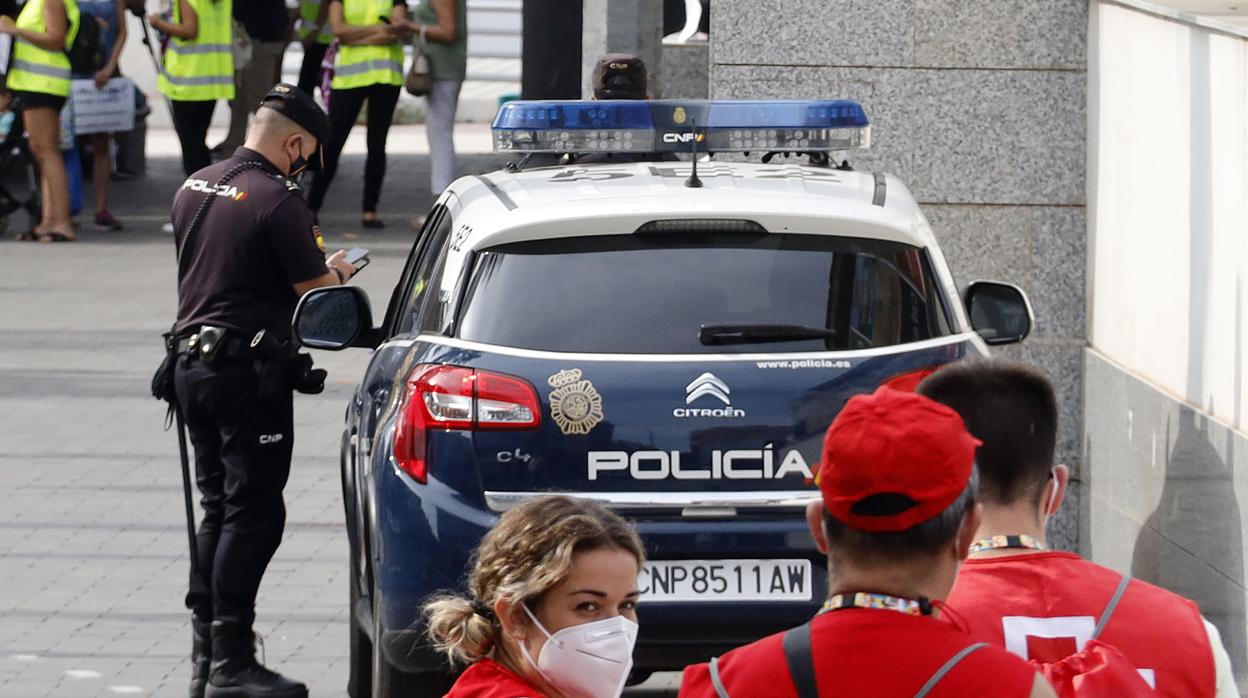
[371,463,825,673]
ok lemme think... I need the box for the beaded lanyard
[821,591,934,616]
[968,534,1046,554]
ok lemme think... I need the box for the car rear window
[456,233,952,354]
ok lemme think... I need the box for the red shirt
[680,607,1038,697]
[443,659,546,698]
[949,551,1215,697]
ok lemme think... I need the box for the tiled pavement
[0,138,680,696]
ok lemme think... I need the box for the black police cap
[592,53,647,100]
[259,83,329,143]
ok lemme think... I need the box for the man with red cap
[679,386,1054,697]
[919,360,1236,697]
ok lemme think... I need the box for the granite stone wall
[709,0,1089,549]
[1085,349,1248,684]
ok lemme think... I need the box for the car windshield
[456,232,952,354]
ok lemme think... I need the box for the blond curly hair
[423,495,645,667]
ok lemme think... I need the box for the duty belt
[176,328,258,362]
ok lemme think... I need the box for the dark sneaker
[94,209,123,231]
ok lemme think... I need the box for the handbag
[231,19,253,71]
[404,25,432,97]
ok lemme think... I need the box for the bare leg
[24,107,74,239]
[38,166,51,231]
[92,132,110,213]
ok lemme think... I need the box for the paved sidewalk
[0,149,680,696]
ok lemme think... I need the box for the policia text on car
[152,83,357,698]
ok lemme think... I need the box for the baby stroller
[0,122,42,237]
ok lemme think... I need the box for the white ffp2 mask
[1044,466,1061,519]
[518,605,638,698]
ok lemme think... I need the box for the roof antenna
[685,119,703,189]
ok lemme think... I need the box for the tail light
[882,365,941,393]
[393,365,541,483]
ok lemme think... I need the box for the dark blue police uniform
[167,83,331,698]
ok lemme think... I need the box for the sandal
[36,230,76,243]
[16,230,38,241]
[361,217,386,230]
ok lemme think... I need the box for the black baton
[172,401,200,574]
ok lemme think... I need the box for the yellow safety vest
[297,0,333,45]
[158,0,234,102]
[332,0,402,90]
[7,0,80,98]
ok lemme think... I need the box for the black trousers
[170,99,217,176]
[308,83,401,213]
[297,42,328,97]
[175,356,294,628]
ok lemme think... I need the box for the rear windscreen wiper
[699,323,838,346]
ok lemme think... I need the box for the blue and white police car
[293,99,1034,697]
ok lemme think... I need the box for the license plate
[638,559,813,603]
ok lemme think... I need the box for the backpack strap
[781,623,818,698]
[1092,574,1132,639]
[708,655,732,698]
[914,642,988,698]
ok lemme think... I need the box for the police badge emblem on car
[547,368,604,436]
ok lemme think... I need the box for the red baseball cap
[816,386,980,532]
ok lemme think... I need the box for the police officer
[170,83,355,698]
[569,54,678,166]
[679,387,1055,698]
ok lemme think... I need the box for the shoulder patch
[312,224,326,252]
[268,173,302,193]
[269,171,302,192]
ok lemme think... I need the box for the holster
[195,326,227,367]
[289,352,327,395]
[151,328,178,404]
[250,330,327,398]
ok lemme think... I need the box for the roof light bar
[491,100,870,155]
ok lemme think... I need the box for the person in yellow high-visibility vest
[1,0,81,242]
[294,0,332,97]
[307,0,410,228]
[149,0,234,175]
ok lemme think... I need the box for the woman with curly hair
[425,495,646,698]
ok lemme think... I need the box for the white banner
[0,35,11,76]
[70,78,136,135]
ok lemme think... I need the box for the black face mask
[288,138,310,178]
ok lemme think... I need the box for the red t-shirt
[443,659,546,698]
[949,551,1215,697]
[680,607,1038,697]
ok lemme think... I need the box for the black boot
[205,620,308,698]
[190,617,211,698]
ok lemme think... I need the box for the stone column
[581,0,664,98]
[710,1,1089,549]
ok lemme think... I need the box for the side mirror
[964,281,1033,345]
[293,286,377,350]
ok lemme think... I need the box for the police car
[293,100,1033,697]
